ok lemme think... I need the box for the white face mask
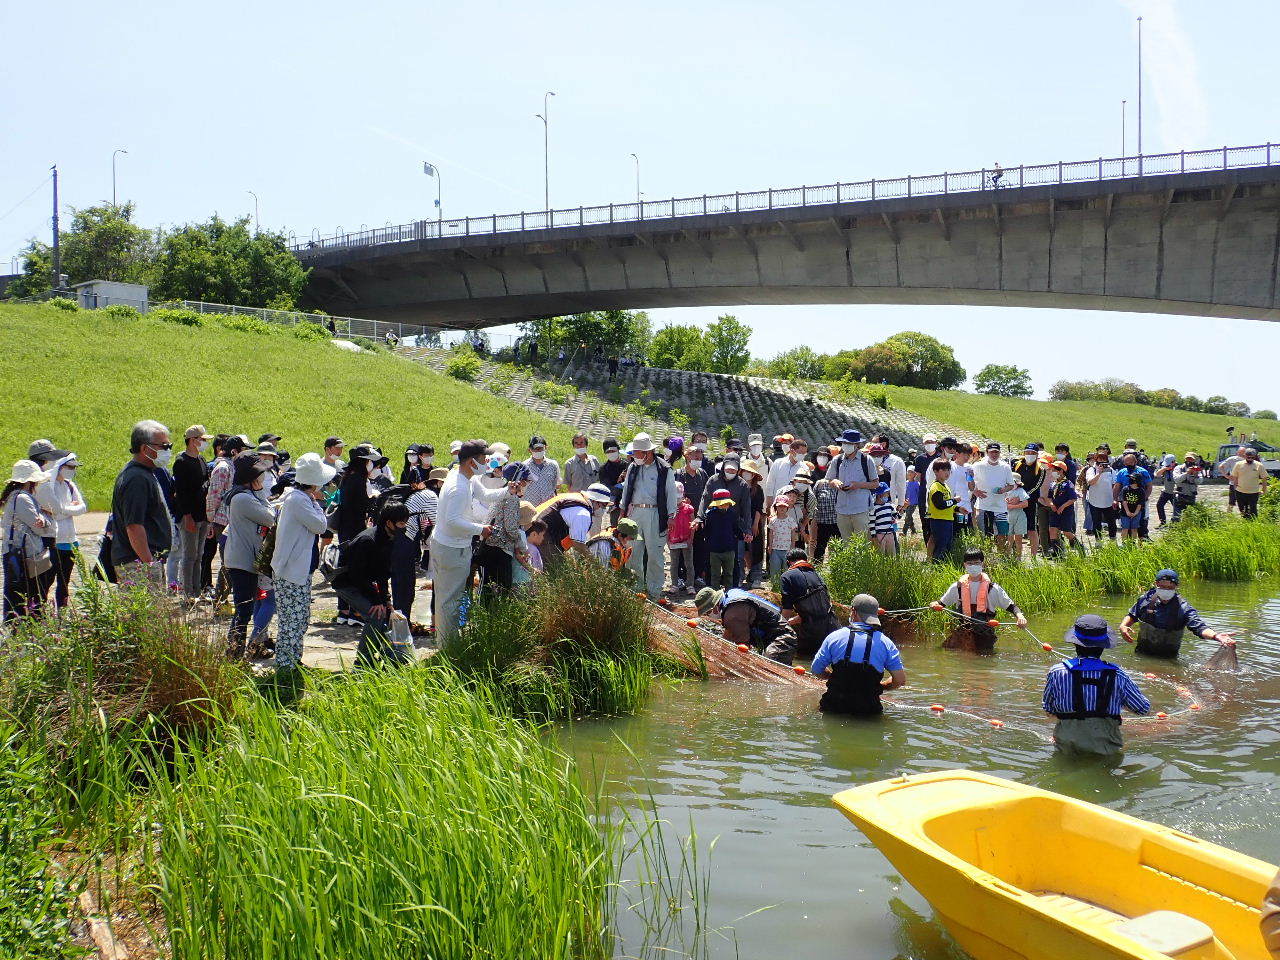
[723,468,738,479]
[606,451,620,462]
[749,443,762,455]
[407,454,419,463]
[1155,588,1177,602]
[923,443,937,454]
[693,443,707,452]
[816,455,829,466]
[841,444,857,455]
[965,564,983,577]
[1048,471,1062,482]
[197,440,209,453]
[574,446,587,457]
[422,456,433,466]
[152,446,172,468]
[63,467,77,479]
[987,453,1000,463]
[367,461,378,476]
[531,449,546,461]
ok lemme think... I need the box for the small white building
[70,280,149,311]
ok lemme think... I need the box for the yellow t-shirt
[1231,459,1268,495]
[925,479,955,521]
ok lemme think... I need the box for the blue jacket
[1127,588,1209,635]
[703,506,742,553]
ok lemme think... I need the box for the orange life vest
[956,574,992,618]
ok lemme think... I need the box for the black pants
[201,534,218,592]
[334,587,411,668]
[51,547,75,609]
[691,528,709,584]
[1155,490,1175,524]
[226,567,258,650]
[475,542,514,594]
[1088,503,1117,539]
[3,552,41,622]
[390,533,419,617]
[813,522,841,562]
[1237,491,1260,519]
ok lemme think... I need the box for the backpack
[369,483,414,525]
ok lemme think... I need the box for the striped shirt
[1042,659,1150,717]
[404,489,438,543]
[522,457,561,506]
[871,501,898,535]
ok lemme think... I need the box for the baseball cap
[851,593,882,626]
[985,441,1001,451]
[258,433,282,444]
[324,436,345,448]
[1155,568,1179,584]
[184,425,213,441]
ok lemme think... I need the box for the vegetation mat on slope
[0,303,578,503]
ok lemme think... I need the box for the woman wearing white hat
[1,460,53,622]
[35,452,87,611]
[270,453,336,673]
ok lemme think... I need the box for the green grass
[873,383,1268,457]
[0,302,579,504]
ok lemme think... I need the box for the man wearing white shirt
[764,438,808,507]
[971,441,1017,546]
[870,435,907,508]
[429,439,505,644]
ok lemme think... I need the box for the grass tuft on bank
[0,301,578,504]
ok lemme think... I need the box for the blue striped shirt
[1042,659,1150,717]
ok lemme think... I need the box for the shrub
[215,314,276,336]
[485,362,518,396]
[445,346,482,381]
[1256,409,1278,420]
[99,303,141,321]
[47,296,78,312]
[291,320,330,342]
[349,335,378,351]
[531,379,574,405]
[149,307,206,327]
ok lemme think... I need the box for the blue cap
[875,481,891,495]
[1155,569,1179,583]
[1063,614,1116,649]
[502,462,532,483]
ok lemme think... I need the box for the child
[1003,486,1031,560]
[1120,473,1145,542]
[924,460,959,562]
[667,481,695,594]
[1045,459,1081,555]
[901,468,920,536]
[933,547,1027,652]
[767,494,800,578]
[703,487,742,590]
[870,481,899,555]
[511,517,547,588]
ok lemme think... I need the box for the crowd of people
[0,419,1269,684]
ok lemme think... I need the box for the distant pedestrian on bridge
[991,162,1004,188]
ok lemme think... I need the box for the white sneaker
[335,616,349,626]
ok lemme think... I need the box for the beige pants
[836,512,870,538]
[428,542,472,645]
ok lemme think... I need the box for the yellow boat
[833,770,1276,960]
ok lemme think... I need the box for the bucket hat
[293,452,337,488]
[584,483,613,503]
[615,518,641,540]
[630,432,656,452]
[1064,614,1116,649]
[835,429,862,445]
[8,460,50,484]
[694,586,724,616]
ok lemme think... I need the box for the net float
[1156,711,1168,719]
[930,704,945,713]
[987,619,1000,628]
[1190,703,1201,710]
[793,665,806,675]
[1144,672,1157,679]
[737,644,750,652]
[686,618,699,628]
[636,592,648,599]
[989,719,1005,728]
[930,601,944,611]
[1041,643,1054,651]
[878,607,887,615]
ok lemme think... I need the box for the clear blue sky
[2,0,1278,408]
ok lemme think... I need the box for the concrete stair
[399,346,978,455]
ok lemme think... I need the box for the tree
[4,244,53,298]
[1255,410,1277,420]
[648,324,711,371]
[1226,401,1252,418]
[767,345,825,382]
[520,310,650,359]
[973,363,1033,397]
[1202,395,1231,415]
[705,314,752,374]
[1147,387,1181,408]
[152,215,309,308]
[6,202,155,296]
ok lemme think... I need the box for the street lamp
[247,190,259,232]
[630,153,640,207]
[423,161,442,227]
[535,90,556,212]
[111,149,127,207]
[1136,16,1143,174]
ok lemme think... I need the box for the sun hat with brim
[739,461,763,479]
[1155,569,1179,584]
[293,452,337,488]
[1064,614,1116,648]
[615,518,641,540]
[429,467,449,482]
[584,483,613,503]
[256,442,279,458]
[1184,452,1198,461]
[449,440,462,455]
[747,434,763,444]
[834,429,862,445]
[9,460,50,484]
[630,432,656,452]
[518,501,537,528]
[232,454,272,486]
[694,587,724,616]
[258,433,282,445]
[711,494,735,508]
[851,593,882,627]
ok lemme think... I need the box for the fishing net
[1203,643,1239,672]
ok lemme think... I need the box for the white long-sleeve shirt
[431,468,506,548]
[36,467,88,545]
[763,455,804,500]
[877,454,907,507]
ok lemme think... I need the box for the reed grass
[147,669,625,960]
[823,511,1280,641]
[445,561,661,720]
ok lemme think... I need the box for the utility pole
[1137,16,1143,174]
[51,165,61,292]
[1121,100,1126,158]
[247,190,259,232]
[423,161,442,225]
[630,152,640,206]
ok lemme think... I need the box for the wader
[1053,662,1123,756]
[723,589,797,665]
[1136,620,1183,658]
[792,582,841,659]
[819,628,886,716]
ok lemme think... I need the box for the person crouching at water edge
[1043,615,1150,756]
[931,547,1027,653]
[694,585,797,664]
[809,593,906,716]
[1118,568,1235,659]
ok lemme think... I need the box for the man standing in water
[1118,569,1235,658]
[1042,615,1150,756]
[809,594,906,716]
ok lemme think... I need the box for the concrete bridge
[295,144,1280,328]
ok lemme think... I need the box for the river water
[558,579,1280,959]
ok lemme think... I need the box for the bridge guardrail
[293,142,1278,257]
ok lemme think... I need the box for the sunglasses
[149,442,174,450]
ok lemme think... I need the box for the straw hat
[518,500,537,528]
[8,460,50,485]
[739,460,763,480]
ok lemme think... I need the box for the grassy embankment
[823,500,1280,642]
[0,301,580,504]
[872,383,1268,456]
[0,576,709,959]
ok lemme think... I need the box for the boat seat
[1034,892,1126,927]
[1111,911,1213,958]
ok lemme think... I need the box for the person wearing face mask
[677,445,711,586]
[333,501,416,667]
[870,435,907,510]
[270,452,336,674]
[222,453,277,659]
[971,442,1016,547]
[522,434,561,506]
[811,447,842,561]
[563,433,600,493]
[763,438,808,507]
[743,434,769,478]
[1119,569,1235,658]
[932,547,1027,652]
[400,444,428,486]
[429,440,504,644]
[169,425,213,600]
[912,435,940,542]
[618,433,680,598]
[694,454,753,585]
[109,420,174,577]
[32,450,85,612]
[1043,459,1082,556]
[825,430,880,539]
[598,437,627,491]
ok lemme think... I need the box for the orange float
[736,643,750,652]
[793,665,807,675]
[686,618,699,628]
[930,704,945,713]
